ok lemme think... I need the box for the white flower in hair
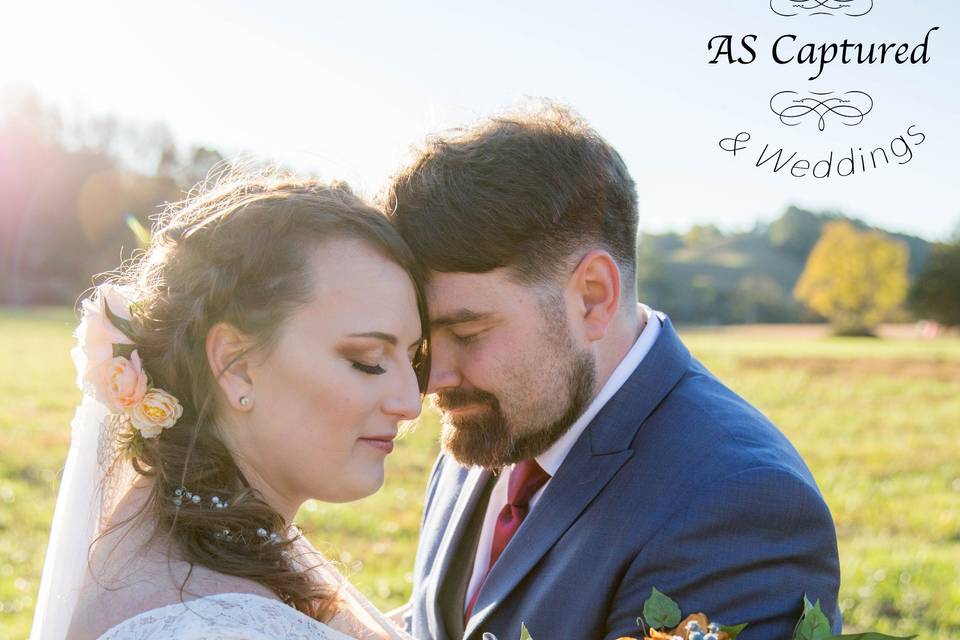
[73,284,137,396]
[73,283,183,439]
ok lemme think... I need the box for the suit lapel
[587,313,691,456]
[426,465,493,640]
[464,442,632,638]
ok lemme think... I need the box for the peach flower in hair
[96,350,149,413]
[129,388,184,438]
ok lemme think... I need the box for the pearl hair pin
[171,486,301,548]
[173,487,229,509]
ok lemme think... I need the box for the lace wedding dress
[97,592,355,639]
[96,584,413,640]
[86,530,414,640]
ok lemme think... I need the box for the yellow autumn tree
[794,221,909,335]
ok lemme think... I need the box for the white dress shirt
[464,304,661,612]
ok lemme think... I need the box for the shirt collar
[535,304,661,476]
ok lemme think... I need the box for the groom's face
[426,268,597,469]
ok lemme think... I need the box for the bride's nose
[383,363,422,421]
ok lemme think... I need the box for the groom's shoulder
[634,356,817,484]
[604,358,835,559]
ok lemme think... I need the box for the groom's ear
[206,322,254,411]
[567,249,621,342]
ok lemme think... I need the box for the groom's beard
[435,349,596,470]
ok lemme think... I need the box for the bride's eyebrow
[347,331,397,345]
[347,331,422,350]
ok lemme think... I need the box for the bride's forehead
[303,243,414,300]
[298,283,418,323]
[284,270,420,342]
[305,237,402,278]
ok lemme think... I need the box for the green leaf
[721,622,749,639]
[520,622,532,640]
[112,343,136,359]
[793,595,833,640]
[104,298,137,342]
[642,587,682,630]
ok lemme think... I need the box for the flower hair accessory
[74,284,183,439]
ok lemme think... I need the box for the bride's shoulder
[90,591,338,640]
[68,543,282,639]
[67,484,282,638]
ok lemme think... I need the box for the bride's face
[224,238,424,510]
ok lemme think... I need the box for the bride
[30,170,430,639]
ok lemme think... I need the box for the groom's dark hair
[384,101,639,299]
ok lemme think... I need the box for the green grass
[2,309,958,639]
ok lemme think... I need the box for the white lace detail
[97,592,362,640]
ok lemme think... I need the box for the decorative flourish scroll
[769,90,874,131]
[770,0,874,18]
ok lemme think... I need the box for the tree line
[2,89,957,331]
[637,207,959,333]
[1,88,231,306]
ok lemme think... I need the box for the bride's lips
[359,435,396,454]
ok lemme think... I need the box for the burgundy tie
[465,459,551,622]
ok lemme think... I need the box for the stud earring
[239,395,253,408]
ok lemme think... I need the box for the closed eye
[452,331,484,345]
[351,361,386,375]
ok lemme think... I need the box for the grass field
[2,308,958,639]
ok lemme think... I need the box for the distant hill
[637,206,933,324]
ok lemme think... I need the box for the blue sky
[3,1,958,240]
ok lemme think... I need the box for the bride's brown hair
[94,168,430,620]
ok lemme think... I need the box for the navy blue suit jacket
[408,314,841,640]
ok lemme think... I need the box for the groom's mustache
[433,388,500,413]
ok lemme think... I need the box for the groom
[387,103,841,640]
